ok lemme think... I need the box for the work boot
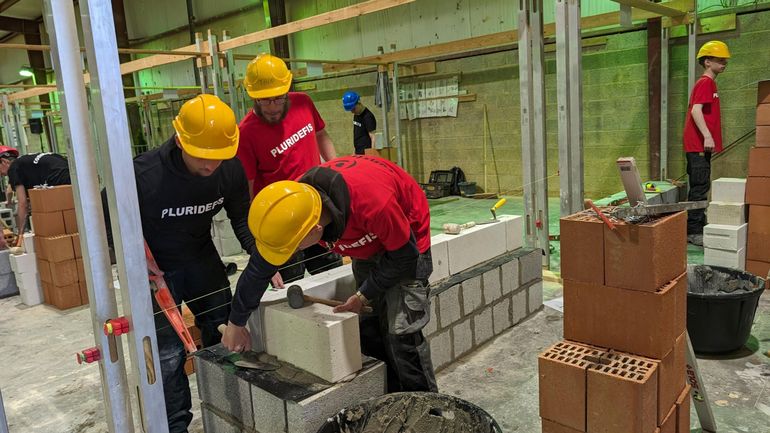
[687,234,703,246]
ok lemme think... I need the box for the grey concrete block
[452,318,473,359]
[0,251,11,275]
[201,403,252,433]
[511,289,527,325]
[500,260,519,295]
[492,298,512,335]
[286,361,386,433]
[461,275,482,315]
[519,248,543,285]
[482,268,502,304]
[438,284,461,327]
[429,329,452,370]
[423,300,438,337]
[251,383,287,433]
[528,281,544,314]
[0,272,18,298]
[195,356,254,429]
[473,307,494,346]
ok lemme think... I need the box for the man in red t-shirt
[237,53,341,284]
[222,155,437,392]
[682,40,730,246]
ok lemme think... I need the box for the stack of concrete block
[0,250,18,298]
[746,81,770,278]
[544,210,689,432]
[704,178,748,270]
[10,252,42,306]
[28,186,88,309]
[211,209,243,257]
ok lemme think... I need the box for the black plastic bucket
[316,392,502,433]
[687,264,765,354]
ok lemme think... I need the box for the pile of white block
[705,178,748,270]
[196,214,544,433]
[10,233,43,305]
[212,209,243,257]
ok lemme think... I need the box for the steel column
[687,3,698,94]
[391,60,403,166]
[79,0,169,431]
[12,103,29,154]
[378,66,390,152]
[208,31,223,98]
[43,1,133,432]
[195,32,209,94]
[661,27,669,180]
[567,0,583,211]
[0,95,15,149]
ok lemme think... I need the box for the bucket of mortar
[687,264,765,354]
[316,392,502,433]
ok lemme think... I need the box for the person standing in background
[342,91,377,155]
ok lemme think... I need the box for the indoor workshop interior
[1,0,769,432]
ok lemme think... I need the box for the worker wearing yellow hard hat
[223,155,438,393]
[237,53,342,289]
[683,40,730,246]
[104,94,255,433]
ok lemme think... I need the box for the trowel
[216,324,280,371]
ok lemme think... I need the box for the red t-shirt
[237,92,326,193]
[319,155,431,259]
[683,75,722,153]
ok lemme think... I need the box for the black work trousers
[686,152,712,235]
[352,252,438,393]
[279,243,343,283]
[155,253,232,433]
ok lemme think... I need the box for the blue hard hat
[342,91,360,111]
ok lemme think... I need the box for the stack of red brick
[539,211,690,433]
[29,186,88,310]
[747,80,770,278]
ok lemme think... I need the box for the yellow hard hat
[243,53,292,100]
[172,94,239,160]
[249,180,322,265]
[697,41,730,59]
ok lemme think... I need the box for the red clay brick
[48,282,82,310]
[675,385,691,433]
[758,103,770,126]
[760,81,770,104]
[560,211,606,285]
[587,353,658,433]
[658,403,676,433]
[541,418,583,433]
[748,234,770,262]
[748,148,770,177]
[746,260,770,279]
[746,177,770,206]
[757,126,770,147]
[604,212,686,292]
[539,341,607,431]
[653,332,686,425]
[748,205,770,234]
[563,273,685,359]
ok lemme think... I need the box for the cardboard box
[72,233,82,258]
[748,234,770,262]
[756,126,770,147]
[560,211,605,285]
[759,80,770,104]
[28,185,75,213]
[746,260,770,279]
[31,211,66,237]
[587,352,658,433]
[63,209,78,234]
[748,148,770,177]
[604,212,686,292]
[748,205,770,234]
[758,103,770,126]
[539,341,607,431]
[675,385,691,433]
[746,177,770,206]
[35,235,75,263]
[47,282,82,310]
[563,273,686,360]
[541,419,583,433]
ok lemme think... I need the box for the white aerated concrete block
[528,281,544,314]
[444,221,507,274]
[438,284,461,327]
[705,247,746,270]
[452,318,473,358]
[482,268,502,304]
[711,178,746,203]
[492,298,512,335]
[264,303,361,383]
[23,233,35,254]
[500,215,524,251]
[461,276,482,315]
[429,329,452,370]
[16,272,43,306]
[473,306,494,345]
[703,223,747,251]
[708,201,747,226]
[297,264,357,303]
[501,260,519,295]
[512,289,527,325]
[10,253,36,274]
[428,234,450,283]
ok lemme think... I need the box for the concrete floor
[0,198,767,432]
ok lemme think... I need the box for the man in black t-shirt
[0,147,71,237]
[342,91,377,155]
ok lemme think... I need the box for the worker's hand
[704,136,715,152]
[221,322,251,353]
[271,272,285,289]
[333,294,363,314]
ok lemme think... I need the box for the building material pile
[746,80,770,278]
[704,178,747,270]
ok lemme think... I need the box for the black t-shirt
[353,107,376,154]
[7,153,71,190]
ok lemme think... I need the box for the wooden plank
[611,0,687,17]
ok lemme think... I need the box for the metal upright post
[0,95,14,148]
[196,33,209,94]
[222,32,242,118]
[687,3,698,94]
[391,60,403,166]
[567,0,583,211]
[78,0,169,431]
[378,67,390,150]
[518,0,537,249]
[12,103,29,154]
[208,31,223,99]
[0,388,8,433]
[43,1,134,432]
[660,27,670,180]
[45,113,58,152]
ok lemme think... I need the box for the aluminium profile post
[391,61,403,167]
[208,30,224,99]
[78,0,170,431]
[661,27,670,180]
[377,46,390,153]
[43,1,134,432]
[12,103,29,155]
[566,0,583,214]
[0,95,14,149]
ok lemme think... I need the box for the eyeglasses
[255,95,288,106]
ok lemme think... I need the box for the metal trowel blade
[233,351,280,371]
